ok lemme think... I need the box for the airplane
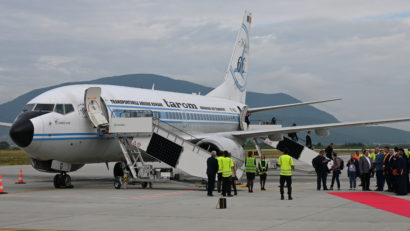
[1,10,410,189]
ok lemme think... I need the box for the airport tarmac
[0,164,409,231]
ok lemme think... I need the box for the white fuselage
[22,84,245,164]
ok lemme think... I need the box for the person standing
[375,148,385,191]
[305,131,313,149]
[312,150,329,190]
[325,143,334,159]
[330,153,342,190]
[206,151,219,196]
[393,151,408,195]
[258,155,268,190]
[229,152,238,196]
[216,152,224,193]
[277,148,294,200]
[221,151,234,197]
[271,116,276,125]
[359,150,372,191]
[347,153,359,190]
[245,151,257,193]
[245,113,250,129]
[383,148,394,192]
[287,123,298,142]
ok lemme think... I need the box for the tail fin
[207,10,252,103]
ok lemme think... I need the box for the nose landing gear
[53,173,73,188]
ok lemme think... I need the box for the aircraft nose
[9,117,34,148]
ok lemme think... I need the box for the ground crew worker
[277,148,294,200]
[216,152,224,193]
[258,155,268,190]
[221,151,234,197]
[245,151,257,193]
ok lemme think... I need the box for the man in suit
[305,131,312,149]
[312,150,329,190]
[359,150,373,191]
[206,151,219,196]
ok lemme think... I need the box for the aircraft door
[84,87,109,128]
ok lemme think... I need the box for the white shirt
[365,156,371,167]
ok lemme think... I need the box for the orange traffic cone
[0,175,8,194]
[15,169,26,184]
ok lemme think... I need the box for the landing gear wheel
[53,174,62,188]
[61,174,72,188]
[114,176,122,189]
[113,162,124,178]
[141,182,148,188]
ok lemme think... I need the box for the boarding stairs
[108,116,214,181]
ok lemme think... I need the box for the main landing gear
[53,172,73,188]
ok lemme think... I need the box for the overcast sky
[1,0,410,130]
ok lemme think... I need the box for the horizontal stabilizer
[0,122,12,127]
[247,98,341,114]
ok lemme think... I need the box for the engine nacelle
[315,128,330,137]
[268,134,284,141]
[196,136,244,161]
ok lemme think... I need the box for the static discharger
[0,175,7,194]
[15,169,26,184]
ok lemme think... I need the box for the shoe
[288,196,293,200]
[323,188,328,191]
[234,193,237,196]
[281,195,284,200]
[222,194,226,197]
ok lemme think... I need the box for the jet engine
[315,128,330,137]
[196,136,244,160]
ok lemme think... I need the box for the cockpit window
[64,104,74,114]
[55,104,64,114]
[34,104,55,112]
[22,104,35,112]
[54,104,75,115]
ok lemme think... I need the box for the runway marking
[329,192,410,218]
[0,229,59,231]
[5,190,195,200]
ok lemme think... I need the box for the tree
[0,141,10,150]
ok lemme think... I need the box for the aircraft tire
[62,174,71,188]
[113,162,124,178]
[53,174,61,188]
[114,176,122,189]
[141,182,148,188]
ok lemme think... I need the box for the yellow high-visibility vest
[217,156,223,173]
[221,157,234,177]
[245,157,256,173]
[259,160,268,174]
[278,154,294,176]
[370,153,376,161]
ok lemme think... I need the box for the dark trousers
[331,170,340,189]
[231,177,237,195]
[395,175,408,195]
[260,174,267,189]
[222,176,232,196]
[217,173,222,192]
[385,172,393,191]
[376,170,385,190]
[280,175,292,196]
[207,173,216,195]
[362,173,370,191]
[348,171,357,188]
[316,171,328,190]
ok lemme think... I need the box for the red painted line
[5,190,194,200]
[329,192,410,218]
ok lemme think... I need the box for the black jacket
[207,156,219,175]
[305,135,312,148]
[312,155,328,173]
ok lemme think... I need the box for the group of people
[206,149,294,200]
[312,145,410,195]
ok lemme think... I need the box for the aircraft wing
[247,98,341,114]
[230,118,410,139]
[0,122,12,127]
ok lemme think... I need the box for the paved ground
[0,164,409,231]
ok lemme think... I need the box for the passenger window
[34,104,55,112]
[55,104,64,114]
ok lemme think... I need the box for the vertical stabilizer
[207,10,252,103]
